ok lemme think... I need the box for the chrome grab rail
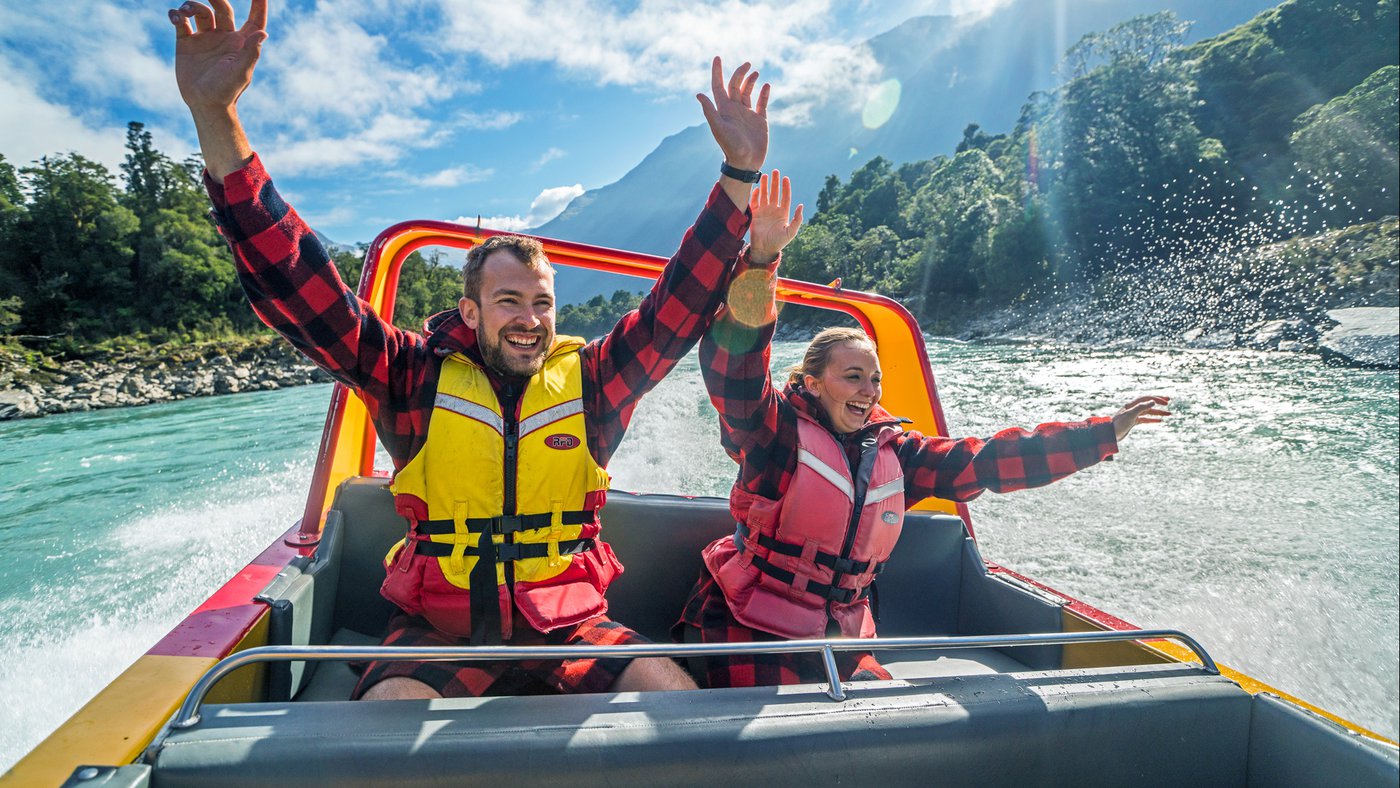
[168,628,1215,729]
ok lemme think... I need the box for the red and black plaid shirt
[205,155,749,469]
[699,309,1120,507]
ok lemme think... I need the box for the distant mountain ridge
[539,0,1280,304]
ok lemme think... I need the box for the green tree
[1290,65,1400,223]
[12,154,137,338]
[0,155,27,324]
[1187,0,1399,195]
[393,250,463,331]
[557,289,643,337]
[1031,20,1235,279]
[1063,11,1191,78]
[118,124,244,335]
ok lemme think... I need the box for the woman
[675,170,1171,688]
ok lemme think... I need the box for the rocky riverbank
[0,336,331,421]
[954,302,1397,367]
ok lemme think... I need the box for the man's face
[458,250,556,377]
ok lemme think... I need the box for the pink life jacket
[704,411,906,639]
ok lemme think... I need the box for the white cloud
[531,147,567,171]
[393,164,494,187]
[430,0,885,126]
[206,0,475,172]
[456,110,523,130]
[0,54,182,172]
[0,3,183,116]
[264,112,453,175]
[455,183,585,232]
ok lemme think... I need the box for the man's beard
[480,326,550,377]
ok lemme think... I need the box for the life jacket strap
[735,522,887,577]
[416,510,594,535]
[412,537,598,562]
[746,551,869,605]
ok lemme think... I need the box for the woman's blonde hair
[787,327,876,387]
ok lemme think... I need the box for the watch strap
[720,162,762,183]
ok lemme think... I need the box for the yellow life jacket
[380,337,618,640]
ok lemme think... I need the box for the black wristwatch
[720,162,762,183]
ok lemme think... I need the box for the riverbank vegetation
[1,0,1395,371]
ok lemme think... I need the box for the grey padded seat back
[327,477,406,638]
[152,666,1262,788]
[324,478,974,642]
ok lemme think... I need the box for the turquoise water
[1,342,1396,769]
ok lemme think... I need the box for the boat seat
[269,477,1066,702]
[153,664,1259,788]
[317,478,976,644]
[292,628,380,702]
[879,646,1029,678]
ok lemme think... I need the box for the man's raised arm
[170,0,267,181]
[166,0,429,430]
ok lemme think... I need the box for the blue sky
[0,0,1012,243]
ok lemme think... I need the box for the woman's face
[804,341,882,434]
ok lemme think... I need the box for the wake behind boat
[5,224,1396,787]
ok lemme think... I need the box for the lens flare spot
[862,79,902,129]
[725,268,780,329]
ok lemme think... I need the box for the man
[169,0,771,699]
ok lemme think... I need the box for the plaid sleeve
[897,417,1119,504]
[581,183,749,466]
[699,306,780,461]
[204,155,428,428]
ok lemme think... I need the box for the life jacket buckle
[492,515,523,535]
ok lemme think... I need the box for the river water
[1,340,1396,769]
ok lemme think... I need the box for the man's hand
[748,170,803,266]
[169,0,267,180]
[1112,395,1171,442]
[697,56,769,209]
[171,0,267,113]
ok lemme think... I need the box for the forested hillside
[778,0,1397,332]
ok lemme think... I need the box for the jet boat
[6,221,1397,787]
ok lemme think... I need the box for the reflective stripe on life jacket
[380,338,617,640]
[705,412,905,639]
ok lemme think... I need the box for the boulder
[0,390,40,420]
[1318,307,1399,369]
[1241,318,1317,351]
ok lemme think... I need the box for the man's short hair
[462,235,551,301]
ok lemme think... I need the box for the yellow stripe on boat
[2,612,270,786]
[1144,639,1398,746]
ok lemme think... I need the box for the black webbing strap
[747,552,868,605]
[417,510,593,536]
[735,523,886,577]
[412,537,597,561]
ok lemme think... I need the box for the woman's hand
[1112,395,1171,442]
[748,170,804,266]
[725,170,802,327]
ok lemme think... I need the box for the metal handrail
[169,628,1215,729]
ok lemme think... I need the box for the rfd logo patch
[545,433,581,450]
